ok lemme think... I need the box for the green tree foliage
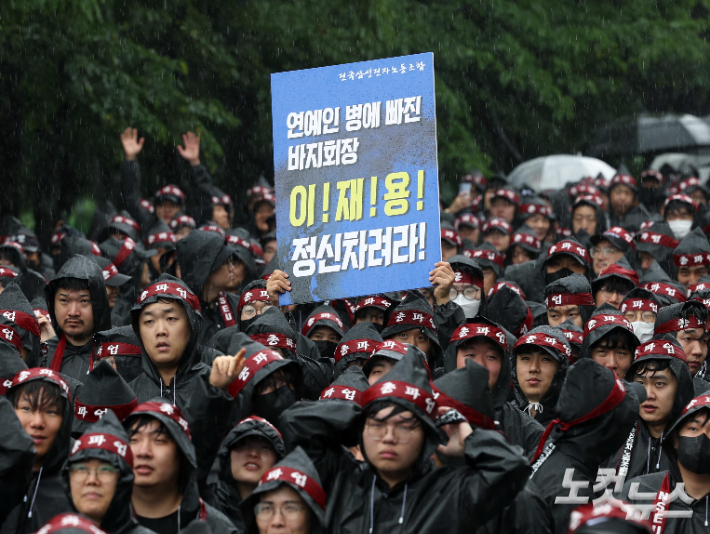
[2,0,710,238]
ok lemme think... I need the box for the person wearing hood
[592,258,639,309]
[176,230,254,344]
[440,227,462,261]
[209,416,286,531]
[52,235,102,275]
[0,281,42,366]
[143,221,178,284]
[95,256,134,328]
[454,213,479,245]
[94,325,145,384]
[581,303,640,378]
[511,326,572,426]
[236,280,274,332]
[480,218,512,254]
[557,317,584,362]
[464,244,504,295]
[279,352,531,534]
[127,274,221,409]
[620,394,710,533]
[489,187,519,224]
[170,215,196,242]
[653,301,710,394]
[620,288,662,344]
[590,226,636,276]
[486,284,534,337]
[504,236,591,304]
[608,173,652,229]
[640,262,688,307]
[247,307,331,400]
[0,240,47,303]
[301,305,344,361]
[571,194,607,249]
[97,213,143,244]
[508,225,543,266]
[1,368,74,534]
[545,274,595,329]
[361,340,430,386]
[635,221,679,278]
[602,336,695,483]
[332,321,382,379]
[41,255,113,382]
[663,193,699,242]
[448,255,486,320]
[240,447,325,534]
[71,360,138,439]
[672,227,710,289]
[124,400,238,534]
[443,316,545,455]
[518,196,554,244]
[529,358,642,534]
[352,295,395,331]
[64,410,154,534]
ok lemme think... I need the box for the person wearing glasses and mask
[447,255,486,319]
[619,288,661,344]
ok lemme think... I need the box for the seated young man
[671,227,710,289]
[591,259,638,309]
[42,255,112,381]
[124,400,237,534]
[209,416,285,532]
[581,303,640,378]
[361,340,427,385]
[65,411,152,534]
[301,305,344,360]
[663,193,697,241]
[545,274,595,329]
[602,336,694,482]
[4,368,73,533]
[352,295,394,330]
[589,227,634,276]
[511,326,572,426]
[279,355,531,534]
[621,394,710,532]
[443,317,544,456]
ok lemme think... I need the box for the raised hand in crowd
[178,131,201,166]
[120,127,145,161]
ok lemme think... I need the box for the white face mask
[631,321,654,343]
[668,219,693,240]
[453,295,481,318]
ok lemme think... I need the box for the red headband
[238,416,283,441]
[654,316,706,336]
[138,282,201,312]
[226,349,285,398]
[259,466,326,510]
[584,314,633,336]
[603,227,635,249]
[431,386,496,430]
[386,309,435,330]
[131,401,191,438]
[335,339,376,363]
[493,188,520,205]
[620,299,658,315]
[353,296,393,312]
[97,342,141,358]
[515,332,572,362]
[488,281,526,300]
[455,214,479,228]
[70,432,133,467]
[238,289,270,311]
[1,325,23,352]
[37,513,109,534]
[1,309,40,338]
[545,293,594,308]
[102,264,121,283]
[156,185,185,200]
[319,385,362,405]
[0,267,18,279]
[75,398,138,423]
[641,282,687,302]
[441,229,462,246]
[109,215,140,232]
[512,232,541,250]
[680,394,710,417]
[520,203,552,217]
[597,264,639,286]
[561,329,584,346]
[11,368,70,397]
[145,231,177,247]
[674,253,710,267]
[465,249,505,268]
[482,218,512,234]
[638,231,679,249]
[611,174,637,188]
[451,323,509,352]
[634,340,686,362]
[547,241,590,263]
[362,379,437,419]
[664,193,697,210]
[110,237,135,269]
[249,333,297,352]
[372,339,411,357]
[302,312,344,335]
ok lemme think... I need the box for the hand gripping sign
[272,53,440,304]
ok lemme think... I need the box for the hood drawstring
[645,437,651,475]
[177,504,181,533]
[160,377,177,405]
[160,377,163,398]
[656,432,664,470]
[369,475,376,534]
[705,495,708,527]
[523,402,543,416]
[27,467,43,518]
[398,484,408,525]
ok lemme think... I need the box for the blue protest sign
[271,52,440,305]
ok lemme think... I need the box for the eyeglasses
[254,502,305,521]
[624,312,656,323]
[591,246,619,257]
[241,304,273,319]
[69,463,119,482]
[449,287,481,301]
[365,420,420,444]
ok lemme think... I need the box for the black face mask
[27,258,41,271]
[545,267,576,285]
[314,340,338,360]
[240,316,258,332]
[251,385,298,429]
[676,434,710,474]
